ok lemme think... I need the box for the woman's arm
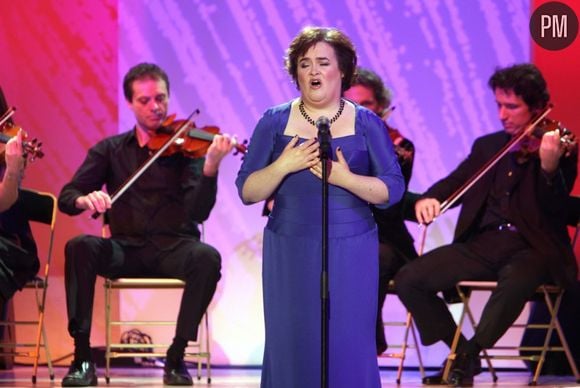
[242,136,319,203]
[309,146,390,204]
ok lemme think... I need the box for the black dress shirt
[478,152,523,231]
[58,129,217,247]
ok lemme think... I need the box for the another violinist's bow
[439,105,552,214]
[416,105,553,255]
[0,107,16,127]
[90,109,200,219]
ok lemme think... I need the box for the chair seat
[457,281,561,294]
[23,276,46,288]
[106,278,185,289]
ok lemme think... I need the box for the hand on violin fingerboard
[75,190,112,214]
[539,129,565,174]
[4,130,25,179]
[203,134,235,177]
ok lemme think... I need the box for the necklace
[299,98,345,127]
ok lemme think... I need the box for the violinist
[343,67,418,356]
[395,63,578,386]
[58,63,234,387]
[0,86,40,326]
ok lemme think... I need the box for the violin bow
[0,107,16,127]
[91,109,200,219]
[439,105,552,214]
[417,105,553,253]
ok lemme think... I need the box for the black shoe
[376,341,388,356]
[61,360,98,387]
[448,353,482,387]
[421,354,481,386]
[422,361,447,385]
[163,358,193,386]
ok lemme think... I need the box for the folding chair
[0,189,56,383]
[378,192,425,383]
[443,281,580,385]
[103,223,211,384]
[379,280,425,384]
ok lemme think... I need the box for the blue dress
[236,101,404,388]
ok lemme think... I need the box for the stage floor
[0,365,578,387]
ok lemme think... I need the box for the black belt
[481,222,518,233]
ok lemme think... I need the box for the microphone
[316,116,332,159]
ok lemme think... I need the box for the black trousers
[395,230,548,349]
[64,235,221,341]
[0,236,39,300]
[376,240,417,351]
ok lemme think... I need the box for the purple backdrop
[117,0,530,366]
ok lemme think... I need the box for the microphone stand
[321,155,329,388]
[317,117,331,388]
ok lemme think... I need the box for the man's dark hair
[488,63,550,111]
[123,63,170,102]
[351,67,392,109]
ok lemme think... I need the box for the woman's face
[296,42,343,106]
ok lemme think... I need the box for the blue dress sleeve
[236,104,289,204]
[358,108,405,209]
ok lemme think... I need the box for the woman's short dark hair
[488,63,550,111]
[285,26,357,92]
[351,67,392,109]
[123,63,170,102]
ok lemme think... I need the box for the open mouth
[310,79,321,88]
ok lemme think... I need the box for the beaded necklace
[298,98,345,127]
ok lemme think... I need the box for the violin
[0,107,44,162]
[148,114,247,158]
[90,109,247,219]
[386,124,413,164]
[512,117,577,163]
[380,105,413,164]
[438,105,569,216]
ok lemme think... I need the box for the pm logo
[530,1,578,50]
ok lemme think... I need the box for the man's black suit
[395,130,577,348]
[372,136,418,353]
